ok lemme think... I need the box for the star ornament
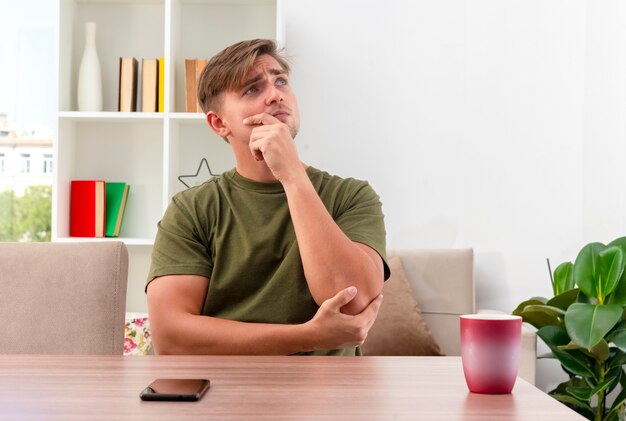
[178,158,218,188]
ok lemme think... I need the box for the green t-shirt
[147,166,388,355]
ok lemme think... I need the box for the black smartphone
[139,378,211,401]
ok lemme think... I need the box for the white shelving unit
[54,0,281,311]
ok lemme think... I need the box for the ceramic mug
[460,314,522,394]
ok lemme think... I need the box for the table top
[0,355,583,420]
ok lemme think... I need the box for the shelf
[58,111,207,123]
[59,111,164,122]
[55,236,155,246]
[56,0,280,313]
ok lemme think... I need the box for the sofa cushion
[361,255,444,356]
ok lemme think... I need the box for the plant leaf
[554,262,575,296]
[547,288,580,311]
[515,302,563,329]
[607,236,626,305]
[608,349,626,371]
[563,386,593,402]
[519,310,562,330]
[523,304,566,317]
[566,377,613,402]
[588,339,610,362]
[597,246,625,301]
[549,381,595,419]
[550,394,595,419]
[604,365,623,396]
[559,339,610,362]
[574,242,605,299]
[512,297,548,316]
[565,303,623,350]
[537,325,571,347]
[607,384,626,419]
[554,350,597,379]
[607,325,626,352]
[538,326,596,379]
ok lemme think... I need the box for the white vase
[77,22,103,112]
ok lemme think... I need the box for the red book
[70,180,106,237]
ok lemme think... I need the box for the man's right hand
[303,286,383,351]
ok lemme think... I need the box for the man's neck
[236,160,279,183]
[235,158,310,184]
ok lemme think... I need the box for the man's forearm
[154,313,314,355]
[148,281,381,355]
[282,169,384,315]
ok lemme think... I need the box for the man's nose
[265,85,283,105]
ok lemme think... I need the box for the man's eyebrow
[268,68,286,76]
[240,68,287,89]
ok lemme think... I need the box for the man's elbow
[151,330,181,355]
[153,343,177,355]
[340,275,383,315]
[150,321,196,355]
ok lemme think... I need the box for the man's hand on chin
[243,112,303,184]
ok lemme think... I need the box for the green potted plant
[514,236,626,421]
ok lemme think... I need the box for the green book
[105,182,130,237]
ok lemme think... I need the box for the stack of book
[119,57,164,112]
[70,180,130,237]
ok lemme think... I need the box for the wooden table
[0,355,582,420]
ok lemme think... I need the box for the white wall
[283,0,626,391]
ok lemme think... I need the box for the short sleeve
[146,193,213,290]
[334,181,390,280]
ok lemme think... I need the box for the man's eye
[244,87,258,95]
[276,78,287,86]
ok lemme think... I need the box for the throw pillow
[360,255,444,356]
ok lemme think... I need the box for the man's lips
[272,110,290,122]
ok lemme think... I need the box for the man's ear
[206,111,231,137]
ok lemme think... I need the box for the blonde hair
[197,39,291,114]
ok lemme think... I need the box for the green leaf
[537,325,571,347]
[607,325,626,352]
[607,384,626,419]
[554,350,597,379]
[519,309,562,329]
[597,246,625,301]
[512,297,548,316]
[549,380,595,419]
[566,377,614,402]
[588,340,610,362]
[554,262,575,296]
[538,326,596,379]
[607,237,626,305]
[515,300,563,329]
[559,339,610,362]
[608,349,626,371]
[574,242,605,299]
[523,304,565,317]
[550,394,595,419]
[604,365,623,396]
[564,303,623,350]
[561,385,594,402]
[547,288,580,311]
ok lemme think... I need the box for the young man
[146,39,389,355]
